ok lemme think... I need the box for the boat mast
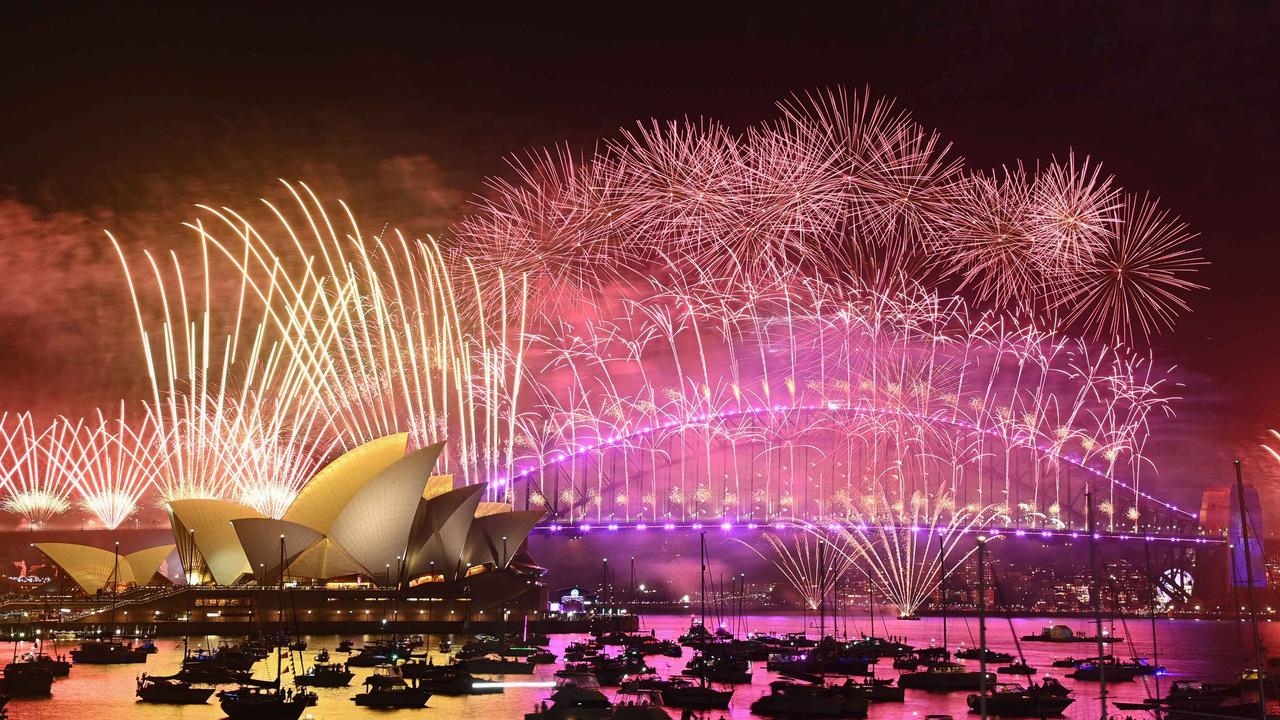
[502,536,510,651]
[1234,459,1267,715]
[992,573,1025,665]
[977,534,988,720]
[110,541,120,640]
[868,578,876,639]
[818,538,826,641]
[277,534,286,686]
[938,531,948,657]
[699,531,708,688]
[1142,536,1161,703]
[1087,489,1107,719]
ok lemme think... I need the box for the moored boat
[293,662,353,688]
[351,667,430,709]
[70,640,148,664]
[898,662,994,691]
[966,682,1075,717]
[750,681,868,718]
[1,659,54,696]
[136,673,215,704]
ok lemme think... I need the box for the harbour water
[6,613,1265,719]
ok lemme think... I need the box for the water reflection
[6,614,1253,719]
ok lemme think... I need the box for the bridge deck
[533,520,1222,544]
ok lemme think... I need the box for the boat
[898,662,995,691]
[967,682,1075,716]
[293,662,353,688]
[996,659,1036,675]
[1032,677,1071,697]
[345,641,401,667]
[1165,702,1269,720]
[610,704,672,719]
[136,673,216,704]
[1019,624,1119,644]
[175,662,251,685]
[631,638,682,657]
[1,659,54,696]
[677,623,715,647]
[658,677,732,709]
[337,639,354,653]
[25,652,70,677]
[137,639,159,654]
[750,681,869,717]
[525,680,615,720]
[415,665,503,695]
[460,653,536,674]
[956,646,1015,663]
[529,649,558,664]
[564,655,653,686]
[351,667,430,709]
[1130,655,1166,675]
[72,546,148,665]
[680,652,751,684]
[831,677,905,703]
[70,640,148,664]
[1113,680,1236,714]
[218,683,312,719]
[892,653,920,670]
[314,649,330,663]
[190,645,257,671]
[218,535,320,719]
[1066,656,1140,681]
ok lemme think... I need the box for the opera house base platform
[0,568,638,637]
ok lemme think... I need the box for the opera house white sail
[36,435,544,604]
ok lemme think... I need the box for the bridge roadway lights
[532,520,1221,545]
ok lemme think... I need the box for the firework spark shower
[0,88,1205,536]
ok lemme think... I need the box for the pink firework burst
[1053,193,1206,341]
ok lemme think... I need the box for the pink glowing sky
[0,5,1276,515]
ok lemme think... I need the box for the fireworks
[71,403,162,529]
[826,487,1001,617]
[0,88,1204,540]
[739,530,856,611]
[0,413,80,525]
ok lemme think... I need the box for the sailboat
[899,534,992,692]
[218,536,315,719]
[663,532,732,709]
[70,542,148,664]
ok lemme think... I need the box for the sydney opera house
[24,435,553,633]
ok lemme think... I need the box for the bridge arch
[502,402,1193,532]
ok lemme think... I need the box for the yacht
[898,662,995,691]
[293,662,354,688]
[967,682,1075,716]
[750,681,869,718]
[70,640,148,664]
[218,683,312,720]
[351,667,430,709]
[136,673,216,704]
[1,659,54,696]
[415,665,504,695]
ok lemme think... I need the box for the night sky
[1,5,1276,514]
